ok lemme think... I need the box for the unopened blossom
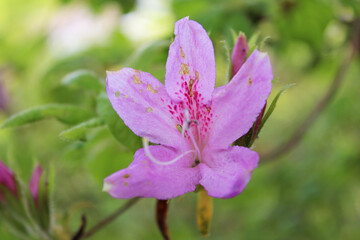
[0,76,9,111]
[104,17,273,199]
[29,164,43,206]
[231,33,249,77]
[0,160,17,200]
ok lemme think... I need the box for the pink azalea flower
[0,160,17,200]
[29,164,43,206]
[103,17,273,199]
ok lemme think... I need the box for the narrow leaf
[1,104,95,128]
[246,32,260,60]
[235,103,266,148]
[248,103,267,147]
[257,83,296,134]
[258,36,271,51]
[230,28,239,47]
[62,70,104,93]
[59,118,104,141]
[125,40,170,69]
[220,39,232,83]
[96,93,142,151]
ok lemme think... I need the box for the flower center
[165,84,213,153]
[182,108,201,161]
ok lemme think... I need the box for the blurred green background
[1,0,360,239]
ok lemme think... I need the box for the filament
[142,138,195,166]
[182,109,201,160]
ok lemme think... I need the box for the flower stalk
[197,187,213,237]
[156,200,170,240]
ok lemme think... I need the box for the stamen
[183,109,201,160]
[142,138,195,166]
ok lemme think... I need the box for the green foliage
[246,32,260,59]
[125,40,170,80]
[62,70,104,94]
[236,82,295,148]
[257,83,296,135]
[96,93,142,151]
[59,118,104,141]
[275,0,334,52]
[219,39,232,83]
[0,169,52,240]
[1,104,95,128]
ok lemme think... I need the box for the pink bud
[0,160,17,199]
[231,33,249,77]
[0,78,9,112]
[29,164,43,206]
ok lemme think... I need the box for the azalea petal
[165,17,216,105]
[107,68,184,147]
[104,145,201,200]
[208,49,273,148]
[199,146,259,199]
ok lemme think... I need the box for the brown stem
[261,20,360,162]
[156,200,170,240]
[72,214,87,240]
[81,198,140,239]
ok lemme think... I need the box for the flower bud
[231,33,249,77]
[29,164,43,206]
[0,160,17,200]
[0,78,9,112]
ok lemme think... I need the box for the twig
[261,19,360,162]
[156,200,170,240]
[81,198,140,239]
[72,214,87,240]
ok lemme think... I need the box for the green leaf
[258,36,271,51]
[96,93,142,151]
[257,83,296,134]
[59,118,104,141]
[230,28,240,47]
[1,104,95,128]
[62,69,104,93]
[125,40,170,69]
[0,184,35,239]
[246,32,260,59]
[220,39,232,83]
